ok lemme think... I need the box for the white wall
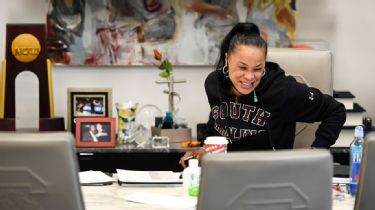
[1,0,375,135]
[296,0,375,124]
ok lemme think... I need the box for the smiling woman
[179,22,346,167]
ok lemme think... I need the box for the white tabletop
[82,183,190,210]
[81,183,355,210]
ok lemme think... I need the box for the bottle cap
[188,159,199,167]
[204,136,228,145]
[354,125,364,138]
[166,111,172,117]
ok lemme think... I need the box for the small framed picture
[67,88,112,134]
[75,118,116,147]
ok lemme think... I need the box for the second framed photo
[67,88,112,134]
[75,118,116,148]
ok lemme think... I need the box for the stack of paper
[117,169,182,184]
[79,171,115,185]
[332,177,350,184]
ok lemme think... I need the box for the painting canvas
[47,0,296,66]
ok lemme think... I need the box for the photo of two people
[81,122,110,142]
[74,96,105,117]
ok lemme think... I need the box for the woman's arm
[285,80,346,148]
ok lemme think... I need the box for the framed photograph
[67,88,112,134]
[75,118,116,148]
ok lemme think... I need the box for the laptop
[0,132,85,210]
[197,149,332,210]
[354,132,375,210]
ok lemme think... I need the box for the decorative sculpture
[153,49,186,114]
[155,73,186,113]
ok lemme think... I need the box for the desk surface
[82,183,187,210]
[81,183,355,210]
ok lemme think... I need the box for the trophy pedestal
[0,118,16,131]
[39,117,65,131]
[0,118,65,131]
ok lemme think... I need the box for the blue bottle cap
[354,126,364,138]
[166,111,172,117]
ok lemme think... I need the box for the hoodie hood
[256,62,286,95]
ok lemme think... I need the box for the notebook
[117,169,182,184]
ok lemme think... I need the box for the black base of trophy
[0,118,16,131]
[39,117,65,131]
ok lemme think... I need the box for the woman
[180,22,346,167]
[95,123,109,142]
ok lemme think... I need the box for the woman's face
[227,45,266,97]
[96,123,103,132]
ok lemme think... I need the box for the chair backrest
[354,132,375,210]
[0,132,84,210]
[197,149,333,210]
[267,48,333,148]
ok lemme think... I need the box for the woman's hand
[179,147,206,168]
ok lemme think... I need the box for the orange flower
[153,48,173,78]
[153,48,162,61]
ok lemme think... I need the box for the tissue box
[151,127,192,143]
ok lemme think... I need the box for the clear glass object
[152,136,170,148]
[132,104,163,147]
[135,104,163,129]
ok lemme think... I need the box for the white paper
[79,171,115,184]
[332,177,350,184]
[125,192,197,209]
[117,169,182,184]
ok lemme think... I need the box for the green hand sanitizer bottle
[183,159,201,197]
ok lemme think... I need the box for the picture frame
[67,88,112,134]
[75,118,116,148]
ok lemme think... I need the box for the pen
[183,155,194,161]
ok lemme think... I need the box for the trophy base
[0,118,16,131]
[39,117,65,131]
[0,118,65,131]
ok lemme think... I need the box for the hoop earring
[222,64,228,75]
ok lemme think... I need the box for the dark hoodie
[202,62,346,151]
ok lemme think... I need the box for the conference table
[81,182,355,210]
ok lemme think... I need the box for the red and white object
[204,136,228,154]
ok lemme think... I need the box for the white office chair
[354,132,375,210]
[267,48,333,148]
[0,132,84,210]
[197,149,333,210]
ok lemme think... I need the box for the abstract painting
[47,0,296,66]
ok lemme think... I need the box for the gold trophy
[0,24,64,131]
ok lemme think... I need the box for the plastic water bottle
[182,159,201,197]
[349,125,364,196]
